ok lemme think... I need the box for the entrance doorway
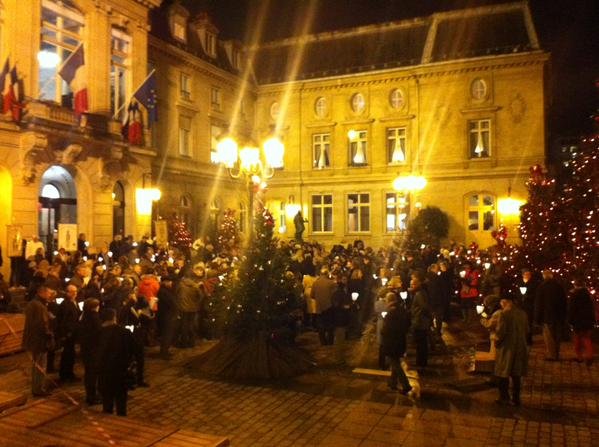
[38,166,77,254]
[113,181,125,237]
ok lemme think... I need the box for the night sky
[182,0,599,143]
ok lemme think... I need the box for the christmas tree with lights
[217,208,240,252]
[191,208,310,379]
[168,214,192,257]
[518,149,598,296]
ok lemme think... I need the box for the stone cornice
[256,51,548,92]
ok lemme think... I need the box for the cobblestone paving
[1,322,598,446]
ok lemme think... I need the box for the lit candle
[107,251,113,258]
[381,311,388,318]
[459,271,466,278]
[400,291,408,300]
[381,278,388,286]
[351,292,359,301]
[476,305,484,315]
[519,286,527,295]
[484,262,491,270]
[135,258,140,264]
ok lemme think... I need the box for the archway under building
[38,165,77,254]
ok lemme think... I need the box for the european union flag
[133,70,158,125]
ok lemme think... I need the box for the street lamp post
[215,135,284,237]
[392,174,427,231]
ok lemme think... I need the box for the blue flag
[133,70,157,125]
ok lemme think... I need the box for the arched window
[38,0,84,105]
[179,194,192,228]
[41,183,61,199]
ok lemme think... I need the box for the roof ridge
[254,1,528,50]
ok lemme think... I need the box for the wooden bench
[0,314,25,357]
[0,398,229,446]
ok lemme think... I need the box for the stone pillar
[86,6,111,115]
[5,0,41,98]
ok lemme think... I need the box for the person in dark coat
[176,263,206,348]
[79,298,102,405]
[517,268,539,345]
[57,285,81,381]
[293,211,305,241]
[118,294,148,387]
[381,292,412,394]
[410,272,432,368]
[21,285,54,396]
[157,274,178,359]
[426,263,445,337]
[96,308,135,416]
[568,279,596,365]
[535,269,567,361]
[0,272,12,312]
[494,297,529,406]
[311,267,337,345]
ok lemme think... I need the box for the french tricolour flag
[58,43,88,117]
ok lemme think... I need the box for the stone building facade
[151,1,548,248]
[0,0,161,278]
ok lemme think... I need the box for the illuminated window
[311,194,333,233]
[179,116,191,157]
[270,102,280,120]
[351,93,365,113]
[180,72,191,99]
[173,19,186,42]
[38,0,84,105]
[387,127,407,164]
[349,130,367,166]
[179,195,192,228]
[389,89,405,109]
[468,194,496,231]
[312,133,330,169]
[210,125,225,163]
[385,193,409,232]
[315,97,327,118]
[211,87,221,111]
[469,119,491,158]
[110,27,131,120]
[347,193,370,233]
[279,202,286,229]
[205,32,216,57]
[470,78,487,100]
[41,183,61,199]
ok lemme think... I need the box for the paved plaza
[0,321,597,446]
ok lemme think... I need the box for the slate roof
[251,22,429,84]
[150,2,539,84]
[430,10,532,62]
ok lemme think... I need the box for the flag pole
[113,68,156,120]
[38,42,84,99]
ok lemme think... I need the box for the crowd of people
[3,231,595,414]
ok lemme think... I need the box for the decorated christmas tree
[168,214,192,257]
[217,208,240,252]
[191,208,310,379]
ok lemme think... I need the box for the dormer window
[173,19,186,42]
[205,31,216,57]
[168,3,189,43]
[232,48,240,69]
